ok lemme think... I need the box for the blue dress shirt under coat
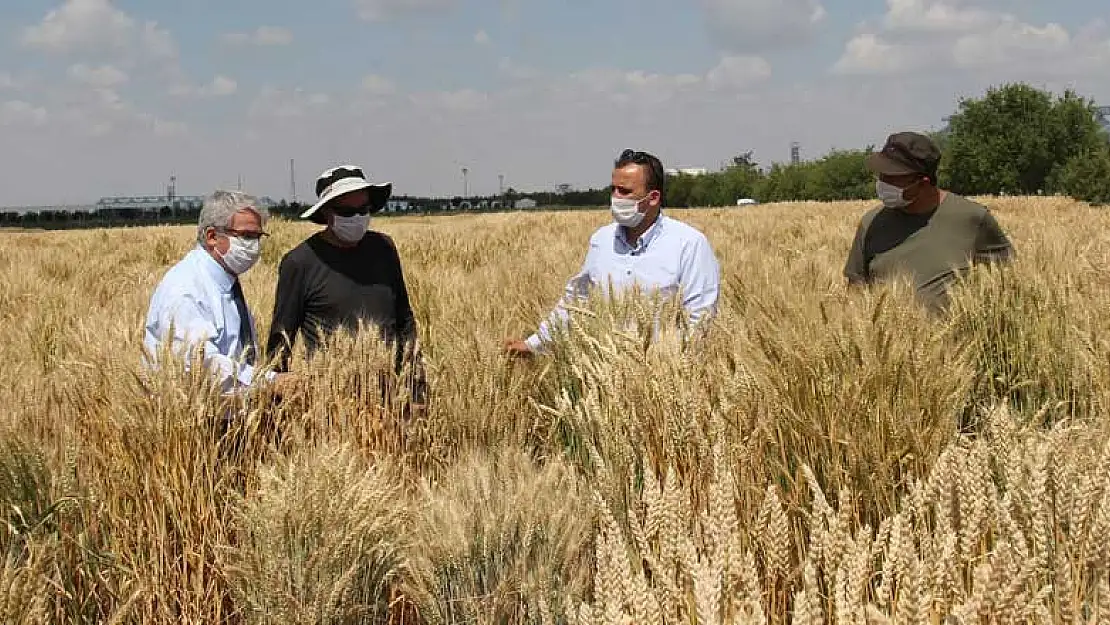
[143,246,269,393]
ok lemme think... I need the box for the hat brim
[300,179,393,224]
[866,152,920,176]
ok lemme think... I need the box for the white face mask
[330,214,370,243]
[876,179,920,209]
[610,194,649,228]
[219,236,261,275]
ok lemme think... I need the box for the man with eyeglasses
[265,165,426,410]
[143,190,295,396]
[503,149,721,356]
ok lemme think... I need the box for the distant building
[1,192,275,221]
[92,193,276,215]
[514,198,538,209]
[95,195,204,212]
[383,199,411,213]
[664,167,709,177]
[0,204,97,216]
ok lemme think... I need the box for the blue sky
[1,0,1108,205]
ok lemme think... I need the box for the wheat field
[2,197,1110,624]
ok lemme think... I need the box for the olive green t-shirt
[843,193,1013,309]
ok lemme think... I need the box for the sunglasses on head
[617,149,665,186]
[619,148,662,168]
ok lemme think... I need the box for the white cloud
[553,68,704,110]
[354,0,455,21]
[140,22,177,58]
[21,0,176,59]
[832,0,1110,77]
[34,81,188,140]
[21,0,132,53]
[497,58,538,81]
[549,58,770,110]
[0,101,49,127]
[832,34,923,75]
[701,0,826,51]
[882,0,997,33]
[204,76,238,97]
[361,75,397,96]
[706,56,773,90]
[2,1,1108,207]
[411,89,490,113]
[952,19,1071,68]
[248,87,333,120]
[222,26,294,47]
[67,63,128,88]
[226,65,896,200]
[0,74,15,91]
[0,67,201,202]
[226,62,803,199]
[171,75,238,98]
[474,30,491,46]
[140,114,188,137]
[624,71,702,90]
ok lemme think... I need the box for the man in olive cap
[843,131,1014,310]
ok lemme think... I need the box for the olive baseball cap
[866,131,941,179]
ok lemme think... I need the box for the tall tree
[757,162,811,202]
[945,83,1104,195]
[718,152,763,203]
[808,149,874,201]
[1050,145,1110,205]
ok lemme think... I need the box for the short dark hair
[615,149,665,200]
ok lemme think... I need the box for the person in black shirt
[265,165,426,408]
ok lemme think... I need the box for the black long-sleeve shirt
[266,231,425,400]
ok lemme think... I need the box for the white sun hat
[300,165,392,224]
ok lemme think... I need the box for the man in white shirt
[143,190,293,395]
[503,149,721,356]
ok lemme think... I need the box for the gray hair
[196,190,269,244]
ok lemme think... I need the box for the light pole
[168,174,177,218]
[498,174,504,195]
[462,167,469,198]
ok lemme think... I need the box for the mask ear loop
[905,176,927,193]
[899,176,930,206]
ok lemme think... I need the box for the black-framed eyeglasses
[217,227,269,241]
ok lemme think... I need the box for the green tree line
[659,82,1110,207]
[4,82,1109,229]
